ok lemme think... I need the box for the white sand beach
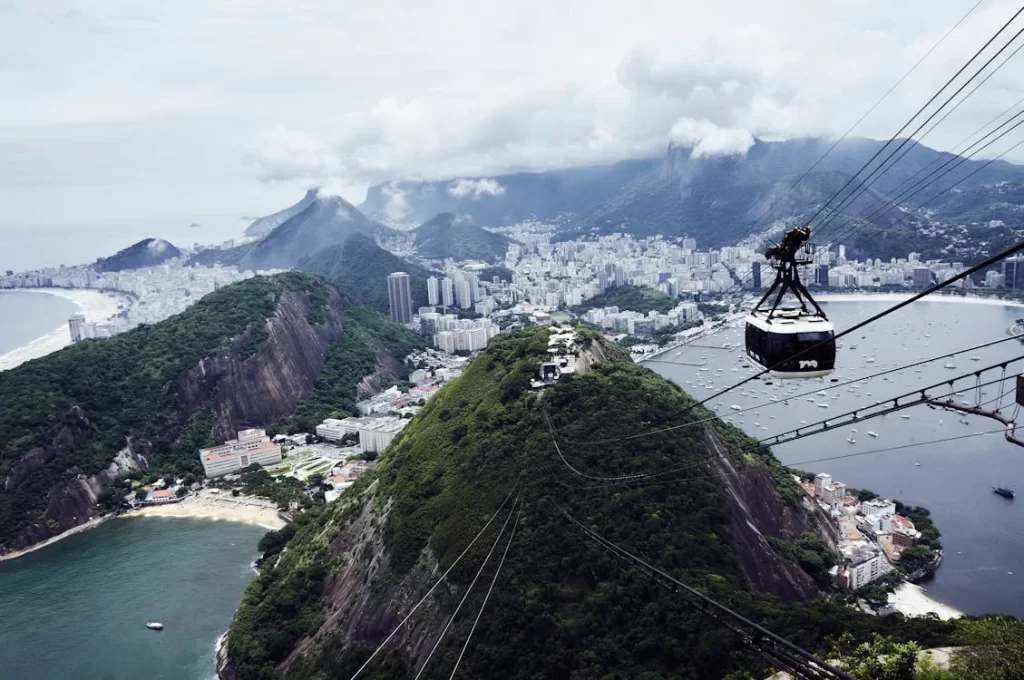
[124,493,286,531]
[888,582,963,620]
[0,288,128,371]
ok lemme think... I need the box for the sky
[3,0,1024,231]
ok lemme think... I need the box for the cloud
[4,0,1024,224]
[669,118,755,158]
[447,178,507,199]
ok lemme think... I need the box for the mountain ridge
[412,212,512,262]
[93,238,182,272]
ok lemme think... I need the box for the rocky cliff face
[706,429,819,601]
[9,446,148,551]
[177,288,346,441]
[1,285,347,555]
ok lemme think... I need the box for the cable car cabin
[745,310,836,379]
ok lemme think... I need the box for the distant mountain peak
[244,188,320,239]
[413,211,510,262]
[93,238,182,272]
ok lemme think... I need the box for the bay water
[650,298,1024,617]
[0,518,266,680]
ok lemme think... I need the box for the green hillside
[274,307,427,434]
[413,213,512,262]
[226,327,952,680]
[572,284,676,315]
[296,234,435,313]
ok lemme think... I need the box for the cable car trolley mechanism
[745,226,836,379]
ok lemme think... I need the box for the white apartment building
[846,547,887,589]
[200,428,282,477]
[316,416,408,453]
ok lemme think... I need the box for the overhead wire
[731,0,987,238]
[806,3,1024,235]
[349,485,518,680]
[573,239,1024,448]
[557,504,856,680]
[449,504,523,679]
[632,332,1020,442]
[549,357,1022,483]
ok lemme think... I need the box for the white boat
[817,403,829,409]
[971,356,982,361]
[901,415,911,420]
[915,463,921,467]
[850,428,858,432]
[847,438,856,444]
[146,622,164,631]
[945,363,956,369]
[868,431,878,437]
[730,404,742,410]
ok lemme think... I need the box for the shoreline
[0,494,284,563]
[816,291,1024,309]
[121,494,286,531]
[0,287,129,371]
[0,514,115,562]
[888,582,964,621]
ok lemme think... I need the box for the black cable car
[744,227,836,379]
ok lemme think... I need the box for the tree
[134,488,148,501]
[948,617,1024,678]
[829,633,920,680]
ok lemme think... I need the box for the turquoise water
[0,517,266,680]
[0,290,78,356]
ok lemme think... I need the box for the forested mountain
[245,189,320,239]
[571,284,676,315]
[296,234,436,313]
[412,213,511,262]
[0,273,421,555]
[241,195,381,270]
[560,138,1024,248]
[93,238,182,272]
[359,158,660,227]
[223,327,951,680]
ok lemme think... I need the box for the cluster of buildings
[126,477,195,508]
[324,460,375,502]
[316,416,408,453]
[199,428,283,477]
[792,245,969,290]
[3,257,267,343]
[531,327,579,389]
[580,301,701,337]
[801,473,923,589]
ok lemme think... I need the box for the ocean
[0,290,79,356]
[649,298,1024,617]
[0,518,266,680]
[0,217,247,273]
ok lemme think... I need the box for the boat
[847,438,856,444]
[945,363,956,369]
[730,404,742,410]
[915,463,921,467]
[993,487,1016,499]
[868,431,878,437]
[971,356,982,361]
[146,622,164,631]
[901,415,911,420]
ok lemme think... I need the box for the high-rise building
[751,261,762,290]
[427,276,439,305]
[912,267,933,288]
[1003,257,1024,289]
[441,277,454,307]
[467,273,481,302]
[682,237,697,251]
[814,264,830,286]
[455,278,473,309]
[387,272,413,324]
[68,314,85,343]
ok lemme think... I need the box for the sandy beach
[0,288,128,371]
[123,492,286,530]
[888,582,963,620]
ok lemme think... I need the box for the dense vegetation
[478,265,514,282]
[228,327,953,680]
[296,234,435,314]
[0,273,331,549]
[274,308,426,434]
[187,242,253,267]
[572,283,676,315]
[412,212,512,262]
[93,237,182,272]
